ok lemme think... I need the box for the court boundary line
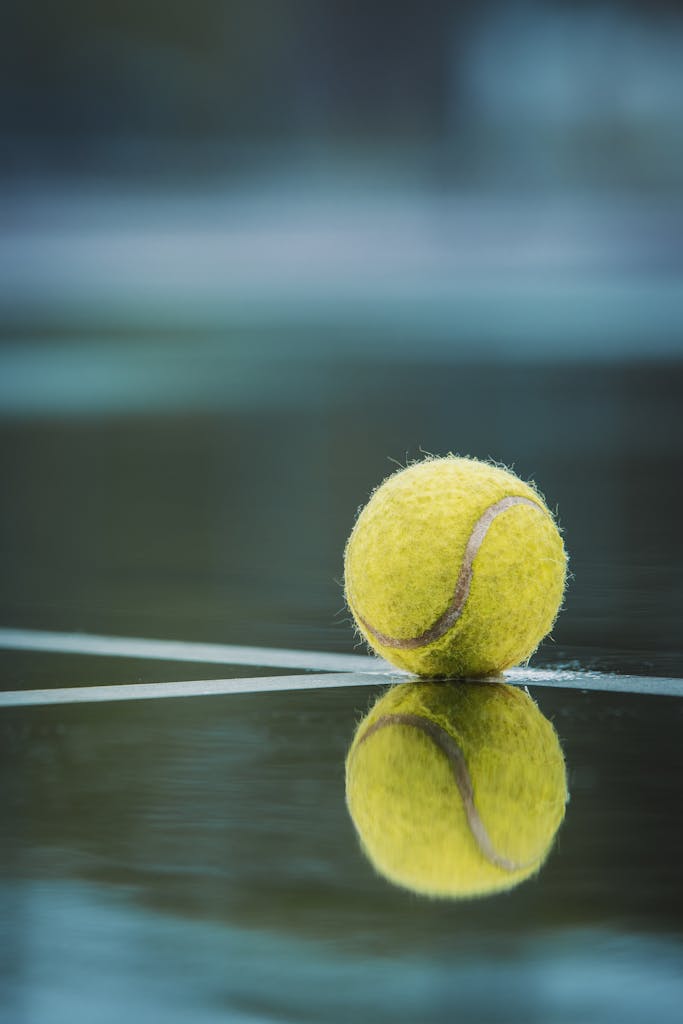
[0,672,388,707]
[0,628,681,703]
[0,627,374,672]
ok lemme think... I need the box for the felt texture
[344,456,567,677]
[345,681,568,899]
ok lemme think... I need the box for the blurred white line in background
[0,627,378,673]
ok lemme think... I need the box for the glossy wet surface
[1,197,682,1023]
[1,677,683,1024]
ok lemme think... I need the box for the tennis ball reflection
[345,680,568,899]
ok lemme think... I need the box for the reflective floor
[1,223,682,1021]
[1,669,682,1023]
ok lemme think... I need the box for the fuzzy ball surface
[344,456,567,677]
[345,681,568,899]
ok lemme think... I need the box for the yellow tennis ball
[344,456,567,678]
[345,680,568,899]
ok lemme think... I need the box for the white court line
[0,669,681,707]
[507,667,683,698]
[0,673,390,707]
[0,628,378,673]
[0,628,681,702]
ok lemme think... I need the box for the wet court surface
[1,345,682,1022]
[2,666,682,1023]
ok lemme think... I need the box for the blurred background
[2,5,683,1023]
[1,1,682,674]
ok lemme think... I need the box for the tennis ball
[345,680,567,899]
[344,456,567,677]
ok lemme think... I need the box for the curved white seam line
[354,712,541,872]
[354,495,544,650]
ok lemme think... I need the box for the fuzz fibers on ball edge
[344,456,568,678]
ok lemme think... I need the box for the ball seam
[352,711,542,873]
[351,495,545,650]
